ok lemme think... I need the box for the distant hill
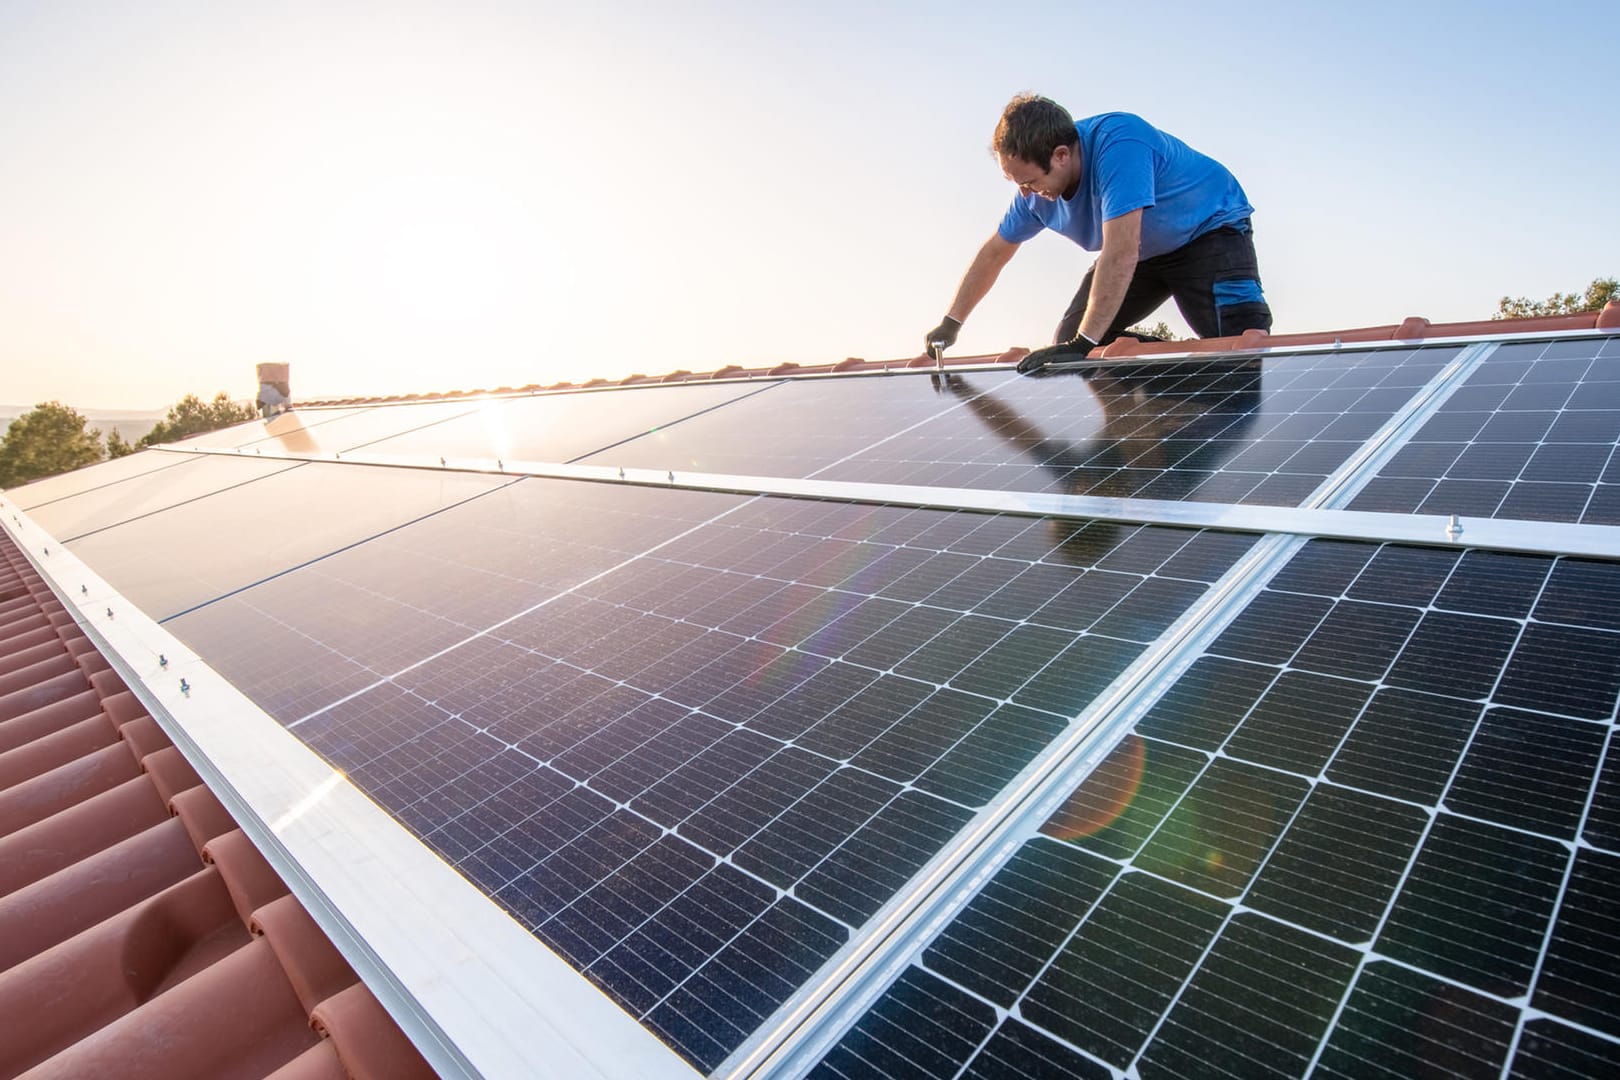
[0,405,169,447]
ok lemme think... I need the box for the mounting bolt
[498,459,504,471]
[619,467,625,480]
[1446,514,1464,540]
[159,654,169,668]
[668,470,675,483]
[105,607,114,619]
[440,457,447,467]
[179,678,190,696]
[81,584,88,594]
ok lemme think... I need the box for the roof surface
[4,307,1620,1079]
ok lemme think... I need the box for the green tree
[1496,276,1617,320]
[1125,321,1178,341]
[0,401,104,488]
[138,392,257,448]
[105,428,136,459]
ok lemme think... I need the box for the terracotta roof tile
[0,530,438,1080]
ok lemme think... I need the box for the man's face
[999,145,1076,201]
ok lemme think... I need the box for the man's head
[992,93,1081,201]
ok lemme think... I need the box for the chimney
[256,363,291,418]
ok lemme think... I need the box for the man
[926,94,1272,373]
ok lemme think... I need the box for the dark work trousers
[1054,224,1273,345]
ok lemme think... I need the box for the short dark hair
[991,93,1077,170]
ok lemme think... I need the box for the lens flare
[1042,733,1148,841]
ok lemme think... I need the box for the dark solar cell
[1521,442,1612,482]
[1314,961,1519,1080]
[1136,913,1359,1080]
[1133,655,1276,750]
[921,838,1115,1007]
[1040,735,1207,860]
[851,689,994,783]
[914,704,1066,806]
[1433,549,1554,618]
[1494,622,1620,721]
[807,967,996,1080]
[1132,757,1309,898]
[1497,481,1591,521]
[1532,849,1620,1038]
[1346,544,1460,604]
[1157,529,1257,581]
[796,790,976,926]
[1089,575,1207,642]
[584,861,774,1013]
[1445,708,1607,839]
[1208,589,1333,665]
[1290,600,1420,682]
[1244,783,1427,943]
[1020,871,1227,1069]
[960,1019,1112,1080]
[1377,814,1568,997]
[1537,557,1620,631]
[648,897,846,1072]
[1267,539,1376,596]
[1345,475,1433,513]
[1383,610,1522,699]
[1223,670,1373,775]
[1012,633,1145,716]
[1586,730,1620,853]
[950,623,1077,698]
[1448,441,1537,479]
[1510,1018,1620,1079]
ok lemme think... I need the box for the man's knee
[1213,279,1271,336]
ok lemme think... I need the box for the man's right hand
[925,316,962,356]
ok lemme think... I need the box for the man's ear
[1049,143,1072,170]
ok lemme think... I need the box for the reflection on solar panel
[809,538,1620,1078]
[7,330,1619,1078]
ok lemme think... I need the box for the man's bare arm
[946,232,1021,322]
[1075,208,1143,342]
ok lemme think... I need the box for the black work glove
[1016,333,1098,375]
[925,316,962,357]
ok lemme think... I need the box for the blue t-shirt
[998,113,1253,259]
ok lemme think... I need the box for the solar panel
[23,454,301,540]
[3,447,196,509]
[176,398,484,456]
[352,381,780,463]
[13,330,1620,1078]
[581,348,1464,507]
[159,479,1257,1070]
[1351,336,1620,524]
[808,533,1620,1077]
[175,405,372,450]
[62,461,512,619]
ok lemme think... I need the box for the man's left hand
[1016,334,1098,375]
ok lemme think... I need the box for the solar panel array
[10,335,1620,1078]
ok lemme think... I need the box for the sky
[2,0,1616,410]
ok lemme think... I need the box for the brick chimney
[256,363,291,418]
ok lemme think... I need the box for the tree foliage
[105,428,136,459]
[1125,321,1178,341]
[0,402,103,488]
[138,392,257,448]
[1496,276,1617,320]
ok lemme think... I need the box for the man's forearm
[1076,248,1137,342]
[947,235,1018,322]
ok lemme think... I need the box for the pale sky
[3,0,1615,410]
